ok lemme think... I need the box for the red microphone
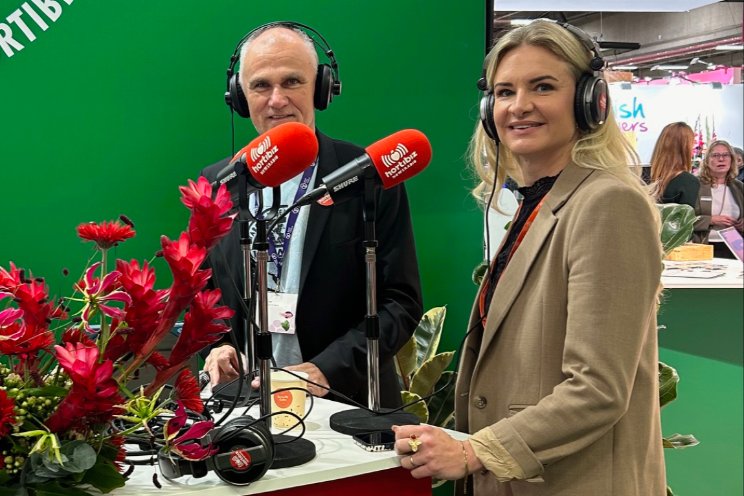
[212,122,319,190]
[297,129,431,207]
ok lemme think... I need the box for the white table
[661,257,743,289]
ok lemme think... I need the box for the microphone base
[270,434,316,469]
[329,408,420,436]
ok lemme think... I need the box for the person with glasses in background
[693,140,744,258]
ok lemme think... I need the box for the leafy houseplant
[656,202,700,496]
[395,306,456,430]
[0,177,236,495]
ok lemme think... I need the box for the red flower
[169,289,233,367]
[0,389,16,437]
[164,402,217,461]
[46,343,123,432]
[74,263,131,326]
[76,220,135,250]
[179,177,235,250]
[174,370,203,413]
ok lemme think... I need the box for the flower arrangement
[0,177,235,495]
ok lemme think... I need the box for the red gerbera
[76,220,135,250]
[0,389,16,437]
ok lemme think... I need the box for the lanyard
[266,163,316,283]
[478,196,547,324]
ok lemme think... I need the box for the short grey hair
[238,24,319,89]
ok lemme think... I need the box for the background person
[649,121,700,208]
[394,20,666,495]
[733,146,744,182]
[693,140,744,258]
[201,23,422,407]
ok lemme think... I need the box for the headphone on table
[224,21,342,118]
[477,19,609,142]
[157,416,274,485]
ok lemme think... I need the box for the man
[200,24,422,408]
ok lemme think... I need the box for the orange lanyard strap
[479,196,547,324]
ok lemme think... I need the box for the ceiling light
[715,44,743,51]
[651,65,688,70]
[509,19,532,26]
[612,65,638,70]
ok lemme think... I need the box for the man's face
[240,28,317,134]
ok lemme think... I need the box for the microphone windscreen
[234,122,319,187]
[365,129,432,189]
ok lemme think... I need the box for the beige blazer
[455,163,666,495]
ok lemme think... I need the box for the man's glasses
[709,153,732,160]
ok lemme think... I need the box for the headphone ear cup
[211,417,275,485]
[479,91,499,142]
[226,73,251,118]
[314,63,334,111]
[574,74,608,132]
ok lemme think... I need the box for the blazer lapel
[298,131,335,295]
[475,164,594,367]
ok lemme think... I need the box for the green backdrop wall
[0,2,485,362]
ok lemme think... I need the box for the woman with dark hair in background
[393,19,666,496]
[649,121,700,208]
[693,140,744,257]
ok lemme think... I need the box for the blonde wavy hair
[468,20,657,227]
[698,140,738,186]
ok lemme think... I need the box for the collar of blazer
[476,163,594,365]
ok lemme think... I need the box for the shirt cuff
[469,427,527,482]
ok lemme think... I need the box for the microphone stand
[329,168,419,435]
[254,187,316,469]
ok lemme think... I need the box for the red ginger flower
[46,342,123,433]
[76,220,135,250]
[174,369,204,413]
[0,389,16,438]
[180,177,235,250]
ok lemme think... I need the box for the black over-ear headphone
[478,20,609,142]
[157,416,274,485]
[224,21,342,118]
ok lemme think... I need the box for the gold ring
[408,434,422,453]
[409,455,418,467]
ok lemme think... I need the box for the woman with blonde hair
[693,139,744,256]
[650,121,700,207]
[394,19,665,495]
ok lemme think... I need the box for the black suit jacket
[201,130,423,407]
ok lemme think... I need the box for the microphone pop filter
[365,129,432,189]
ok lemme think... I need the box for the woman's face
[491,44,578,167]
[707,144,733,177]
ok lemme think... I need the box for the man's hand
[203,344,241,386]
[286,362,330,397]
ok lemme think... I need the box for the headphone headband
[224,21,341,118]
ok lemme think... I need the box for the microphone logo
[250,136,272,162]
[379,142,419,180]
[381,144,409,168]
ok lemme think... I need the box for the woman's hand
[392,424,481,480]
[711,215,736,227]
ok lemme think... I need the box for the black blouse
[482,174,558,317]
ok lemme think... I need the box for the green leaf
[657,203,696,254]
[662,433,700,449]
[22,386,68,398]
[472,261,489,286]
[400,391,429,423]
[412,306,447,368]
[28,481,92,496]
[81,459,126,494]
[658,361,679,408]
[410,352,454,398]
[426,371,457,428]
[395,337,417,385]
[58,442,96,473]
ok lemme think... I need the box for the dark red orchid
[76,220,135,250]
[174,370,203,413]
[163,402,217,461]
[179,177,236,250]
[0,389,16,438]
